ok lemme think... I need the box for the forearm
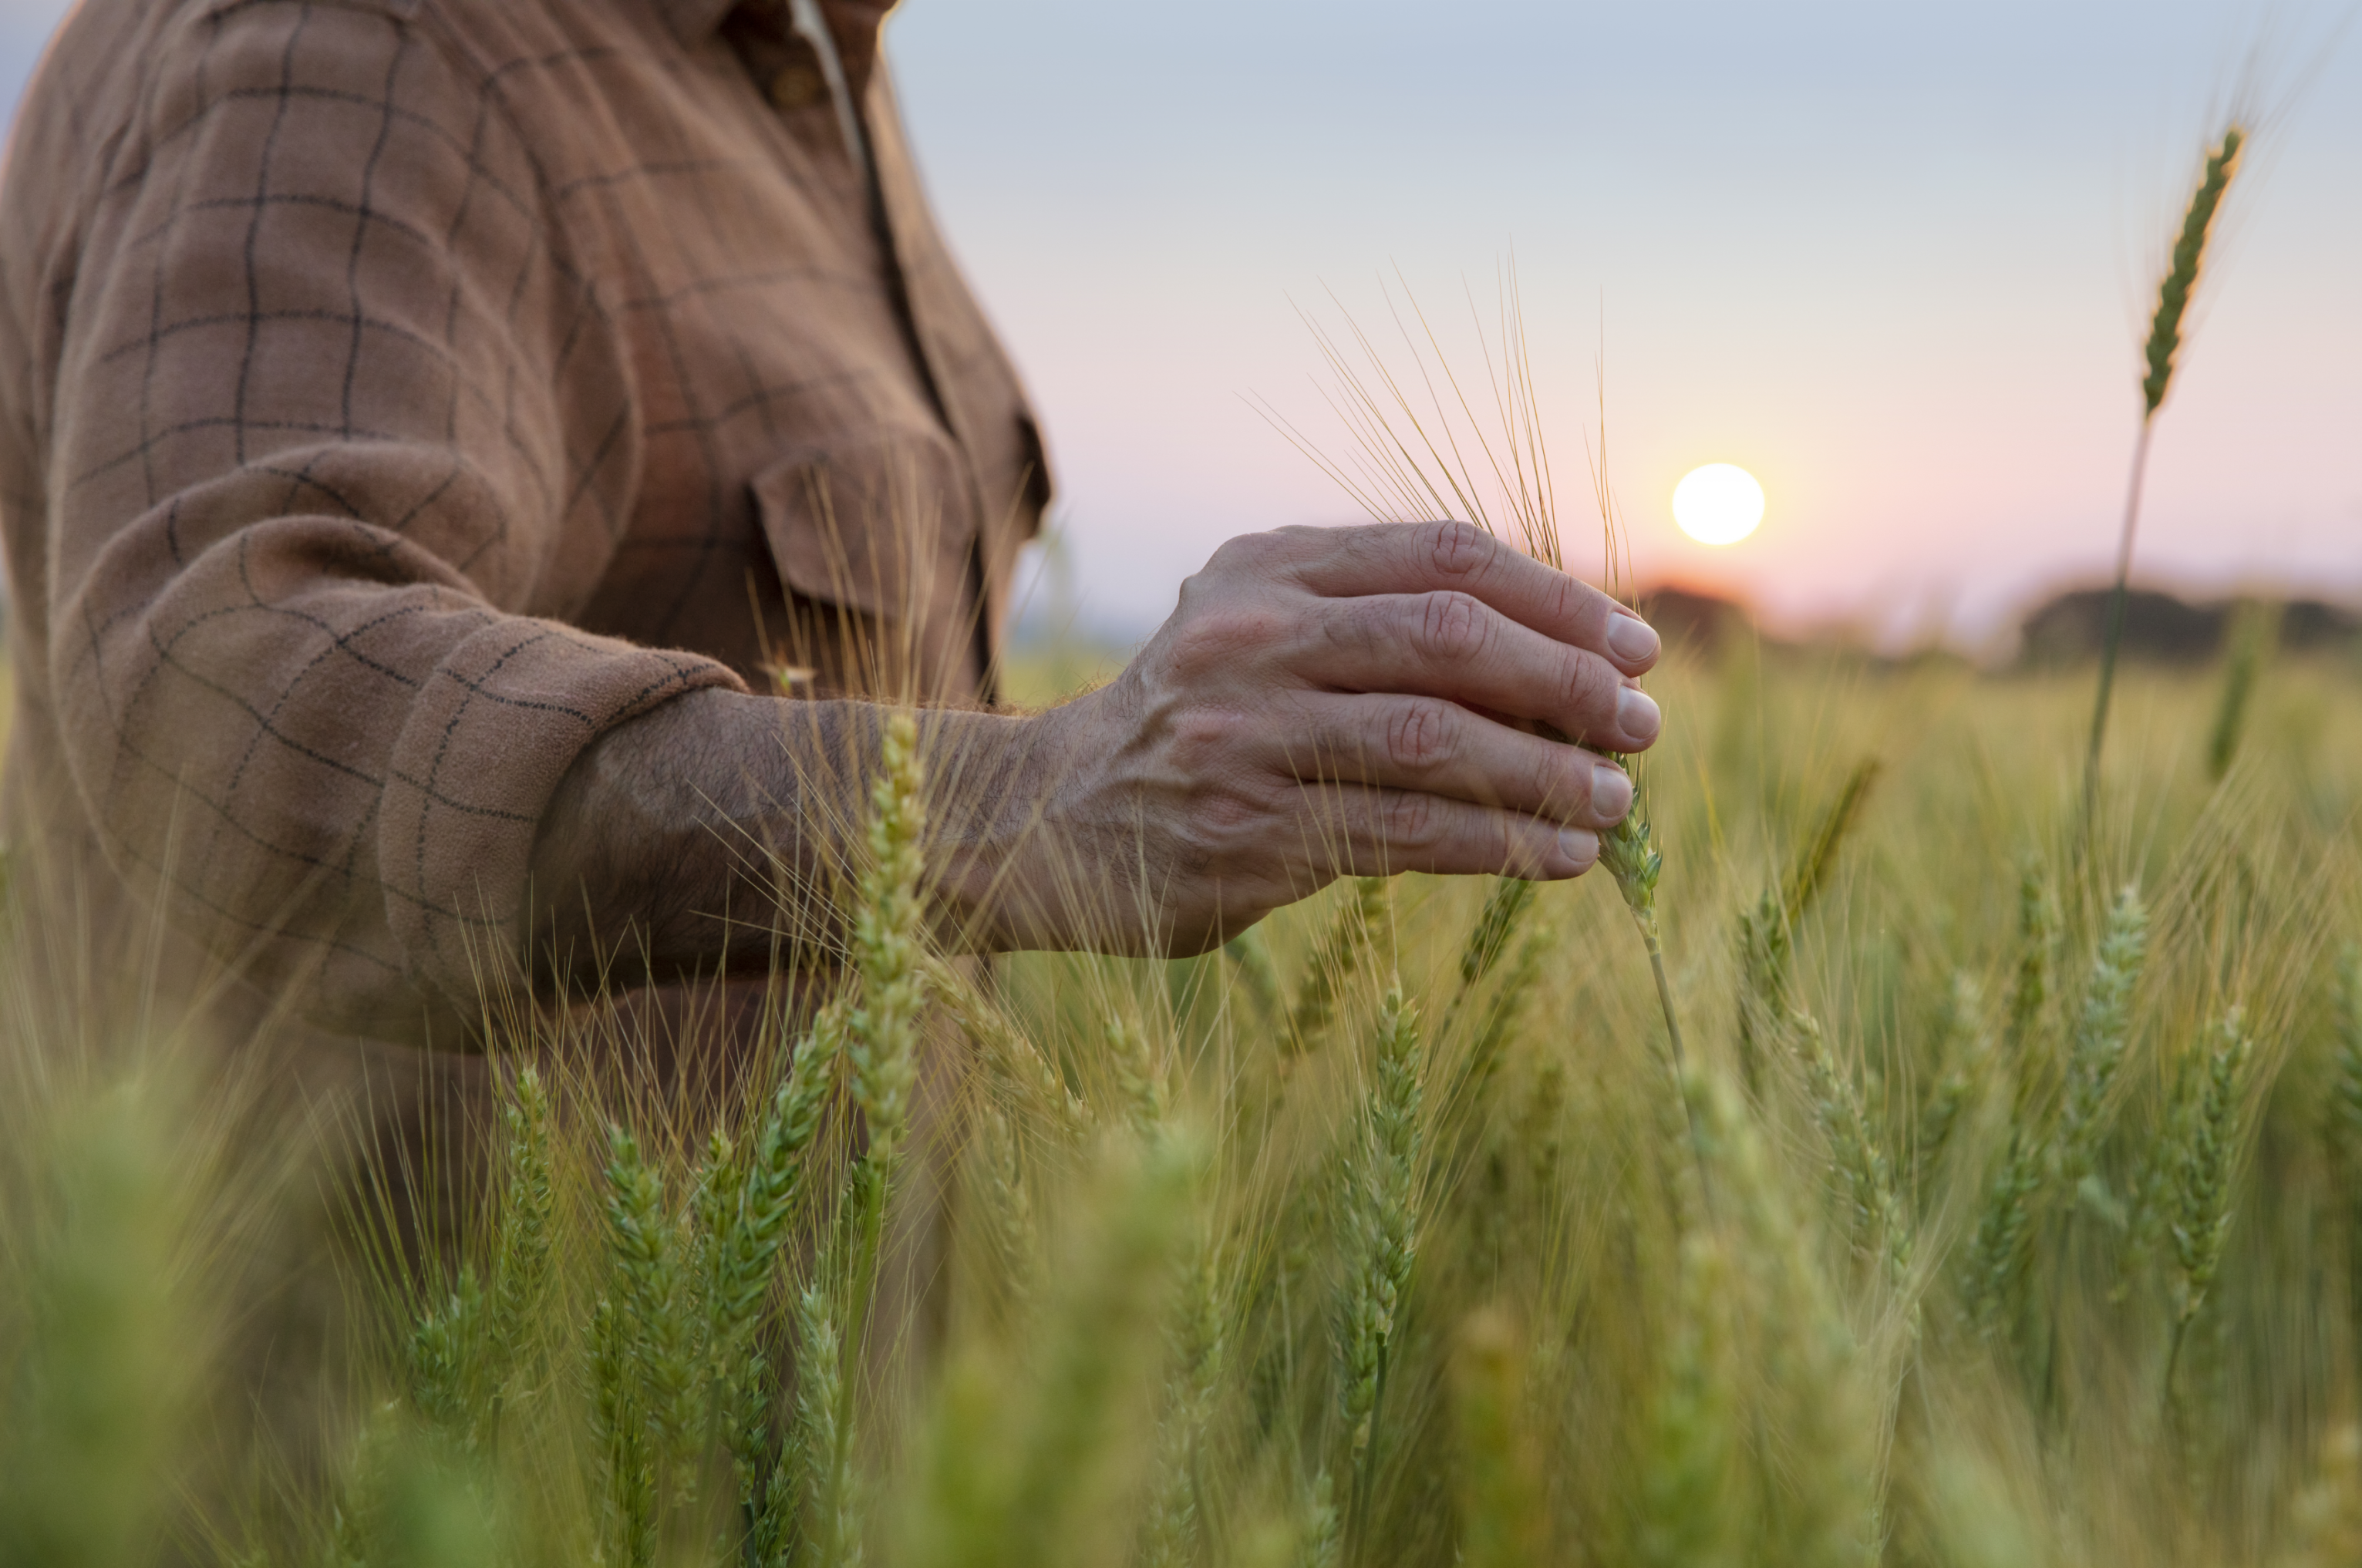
[524,688,1066,991]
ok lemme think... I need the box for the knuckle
[1383,698,1460,774]
[1421,519,1492,579]
[1381,789,1442,847]
[1167,707,1241,769]
[1189,785,1262,840]
[1167,607,1282,680]
[1560,648,1618,717]
[1544,571,1586,629]
[1532,744,1583,814]
[1414,591,1489,663]
[1204,530,1292,582]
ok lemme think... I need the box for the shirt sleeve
[40,0,745,1041]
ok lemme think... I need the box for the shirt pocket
[749,424,979,627]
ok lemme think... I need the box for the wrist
[927,697,1091,954]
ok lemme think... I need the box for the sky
[884,0,2362,648]
[2,0,2355,650]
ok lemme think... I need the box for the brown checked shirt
[0,0,1048,1046]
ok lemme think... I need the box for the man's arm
[37,3,748,1041]
[531,520,1661,971]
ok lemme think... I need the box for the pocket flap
[749,426,977,622]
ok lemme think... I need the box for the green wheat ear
[2142,126,2246,419]
[1599,779,1664,926]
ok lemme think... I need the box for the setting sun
[1671,463,1765,546]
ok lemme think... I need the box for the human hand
[989,521,1663,955]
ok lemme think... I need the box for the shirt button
[770,61,826,110]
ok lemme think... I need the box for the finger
[1273,520,1662,675]
[1302,782,1601,881]
[1276,692,1634,828]
[1299,590,1664,753]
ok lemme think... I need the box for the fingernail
[1558,826,1599,871]
[1616,686,1662,742]
[1606,611,1660,664]
[1591,762,1633,822]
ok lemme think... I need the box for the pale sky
[4,1,2356,649]
[888,0,2362,648]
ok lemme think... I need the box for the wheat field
[4,621,2360,1568]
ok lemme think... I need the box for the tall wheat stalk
[2084,126,2246,828]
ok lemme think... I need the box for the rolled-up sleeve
[42,1,743,1037]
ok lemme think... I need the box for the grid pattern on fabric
[0,0,1049,1040]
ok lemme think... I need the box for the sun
[1671,463,1765,546]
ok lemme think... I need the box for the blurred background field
[6,617,2362,1566]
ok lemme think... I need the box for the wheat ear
[2084,126,2246,822]
[1286,877,1393,1059]
[1336,985,1424,1526]
[1793,1008,1909,1284]
[814,708,935,1566]
[489,1068,555,1392]
[2050,885,2151,1193]
[713,1005,842,1548]
[2205,597,2279,782]
[2164,1005,2256,1404]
